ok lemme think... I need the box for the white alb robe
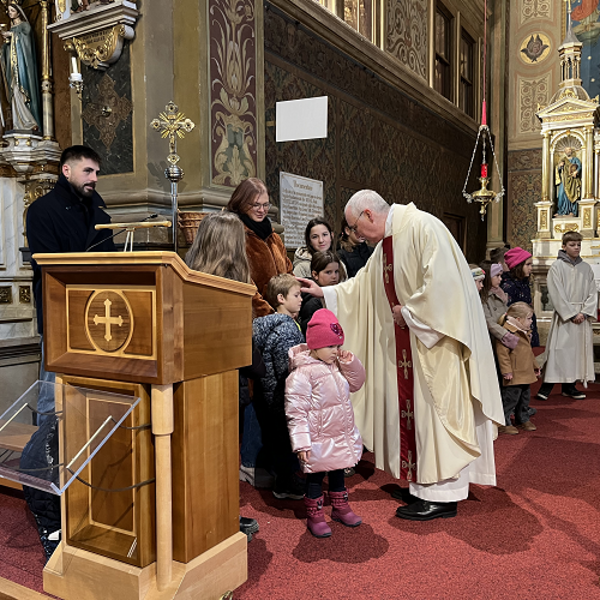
[323,203,504,492]
[544,254,596,384]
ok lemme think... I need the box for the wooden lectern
[33,251,255,600]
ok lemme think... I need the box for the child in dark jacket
[495,302,540,435]
[253,273,305,499]
[501,247,539,347]
[299,250,342,334]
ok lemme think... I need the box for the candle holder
[69,55,83,100]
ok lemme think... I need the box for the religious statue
[0,3,41,132]
[554,147,581,216]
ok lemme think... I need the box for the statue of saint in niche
[0,3,41,132]
[554,146,582,217]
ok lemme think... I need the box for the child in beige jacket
[495,302,541,435]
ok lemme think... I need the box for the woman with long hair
[337,216,373,278]
[185,210,264,540]
[227,177,293,317]
[185,211,251,283]
[293,218,346,280]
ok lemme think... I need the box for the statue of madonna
[1,3,41,132]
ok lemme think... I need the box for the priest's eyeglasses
[348,210,365,233]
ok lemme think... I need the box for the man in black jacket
[27,145,116,422]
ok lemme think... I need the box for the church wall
[263,0,489,262]
[506,0,562,252]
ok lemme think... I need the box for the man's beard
[72,181,96,198]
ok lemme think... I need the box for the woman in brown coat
[495,302,540,435]
[227,178,293,317]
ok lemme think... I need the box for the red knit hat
[306,309,345,350]
[504,247,532,270]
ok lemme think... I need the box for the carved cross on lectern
[93,298,123,342]
[150,101,195,166]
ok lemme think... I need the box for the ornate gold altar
[533,20,600,346]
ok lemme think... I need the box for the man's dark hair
[59,145,102,169]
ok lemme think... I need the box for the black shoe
[535,391,549,401]
[343,466,356,478]
[239,516,259,536]
[527,407,537,416]
[390,487,420,504]
[272,475,305,500]
[395,499,457,521]
[562,385,586,400]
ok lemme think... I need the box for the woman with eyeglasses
[226,177,293,317]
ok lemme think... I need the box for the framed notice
[279,172,324,248]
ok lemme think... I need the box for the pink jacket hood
[285,344,365,473]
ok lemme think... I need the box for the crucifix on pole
[150,102,195,253]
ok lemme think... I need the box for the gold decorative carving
[583,208,592,229]
[519,76,549,133]
[0,286,12,304]
[546,112,594,122]
[85,290,133,353]
[386,0,427,79]
[540,209,548,230]
[554,222,580,234]
[23,179,57,245]
[19,286,31,303]
[65,25,126,70]
[82,74,132,149]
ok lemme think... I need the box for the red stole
[382,236,417,481]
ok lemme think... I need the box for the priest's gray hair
[345,189,390,218]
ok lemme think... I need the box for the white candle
[71,56,78,74]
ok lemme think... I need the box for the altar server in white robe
[536,231,596,401]
[299,190,504,521]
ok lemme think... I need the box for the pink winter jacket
[285,344,366,473]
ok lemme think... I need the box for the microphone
[85,213,159,252]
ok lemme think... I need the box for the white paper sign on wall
[276,96,328,142]
[279,172,324,248]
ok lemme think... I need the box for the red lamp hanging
[462,0,505,220]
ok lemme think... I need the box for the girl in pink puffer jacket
[285,309,366,538]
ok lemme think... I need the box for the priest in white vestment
[300,190,504,521]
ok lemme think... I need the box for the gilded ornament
[19,286,30,303]
[540,209,548,229]
[583,208,592,228]
[0,286,12,304]
[554,222,580,234]
[67,24,129,70]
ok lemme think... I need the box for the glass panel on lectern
[0,380,140,495]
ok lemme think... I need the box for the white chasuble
[323,203,504,484]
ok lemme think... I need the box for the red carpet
[2,382,600,599]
